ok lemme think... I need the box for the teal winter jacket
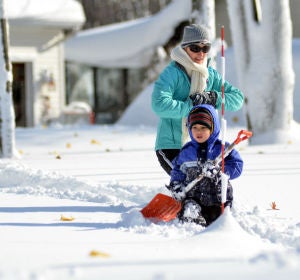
[152,61,244,150]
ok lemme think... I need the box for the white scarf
[170,46,209,144]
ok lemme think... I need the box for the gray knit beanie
[181,24,211,47]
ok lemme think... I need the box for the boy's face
[191,124,211,143]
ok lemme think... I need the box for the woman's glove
[189,91,217,107]
[168,181,186,201]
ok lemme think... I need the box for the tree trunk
[227,0,295,144]
[198,0,216,39]
[0,0,17,157]
[193,0,218,66]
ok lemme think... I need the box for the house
[64,0,191,124]
[6,0,85,127]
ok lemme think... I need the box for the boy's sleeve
[224,148,243,180]
[170,154,186,184]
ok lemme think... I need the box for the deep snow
[0,122,300,279]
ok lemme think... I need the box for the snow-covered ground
[0,119,300,279]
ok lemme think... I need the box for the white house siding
[33,38,65,125]
[9,25,66,125]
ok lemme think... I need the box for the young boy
[168,104,243,226]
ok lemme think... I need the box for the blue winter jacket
[152,61,244,150]
[170,104,243,206]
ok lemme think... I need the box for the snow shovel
[141,130,252,222]
[141,193,181,222]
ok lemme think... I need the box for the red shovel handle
[234,130,253,144]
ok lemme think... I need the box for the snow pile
[0,160,156,207]
[64,0,192,67]
[6,0,85,28]
[118,83,158,126]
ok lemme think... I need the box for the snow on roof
[64,0,192,68]
[5,0,85,29]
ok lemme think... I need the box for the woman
[152,24,244,175]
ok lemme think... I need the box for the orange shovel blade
[141,193,182,222]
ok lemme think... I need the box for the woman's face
[184,44,210,64]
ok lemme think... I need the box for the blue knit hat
[181,24,211,47]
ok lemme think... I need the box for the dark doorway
[12,63,26,127]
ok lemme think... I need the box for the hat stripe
[190,113,211,124]
[189,110,213,129]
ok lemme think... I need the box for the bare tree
[227,0,295,144]
[0,0,17,157]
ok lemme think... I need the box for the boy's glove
[189,91,217,107]
[202,161,221,183]
[168,181,186,201]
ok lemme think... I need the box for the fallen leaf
[89,250,110,258]
[270,201,279,210]
[66,143,72,148]
[90,139,101,145]
[60,215,75,221]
